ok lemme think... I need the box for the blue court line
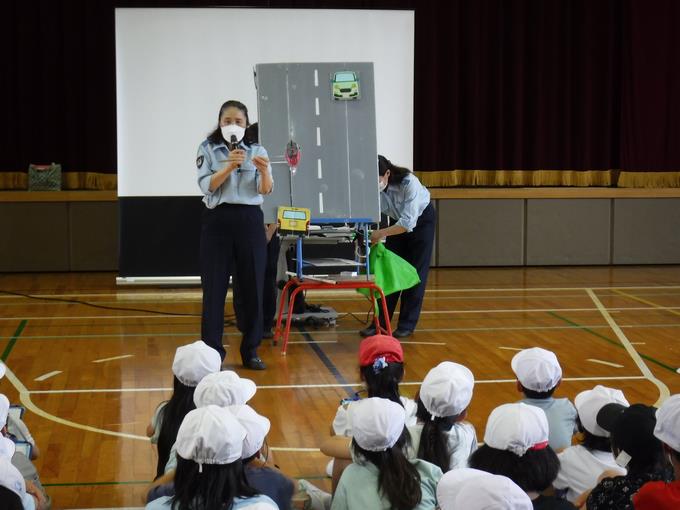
[297,325,356,399]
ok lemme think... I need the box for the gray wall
[1,201,118,272]
[437,197,680,266]
[2,196,680,272]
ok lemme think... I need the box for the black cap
[610,404,660,463]
[596,403,627,433]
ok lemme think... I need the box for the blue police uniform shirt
[196,139,273,209]
[379,173,430,232]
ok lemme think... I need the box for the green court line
[1,319,27,362]
[548,312,677,373]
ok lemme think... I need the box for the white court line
[286,340,445,346]
[5,288,680,306]
[9,323,680,341]
[34,371,62,382]
[3,365,148,441]
[28,376,647,395]
[92,354,134,364]
[586,288,670,406]
[4,366,326,447]
[586,359,625,368]
[3,285,680,301]
[270,446,320,452]
[2,306,675,322]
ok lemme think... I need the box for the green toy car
[332,71,360,100]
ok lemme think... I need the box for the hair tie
[372,356,388,374]
[529,441,549,451]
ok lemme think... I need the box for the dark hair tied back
[377,154,411,184]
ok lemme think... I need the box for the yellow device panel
[277,206,311,234]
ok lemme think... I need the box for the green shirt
[331,458,442,510]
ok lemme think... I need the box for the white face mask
[221,124,246,145]
[379,179,388,192]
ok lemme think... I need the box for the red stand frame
[273,277,392,355]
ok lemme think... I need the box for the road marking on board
[315,97,320,115]
[586,288,670,406]
[586,359,625,368]
[317,159,323,179]
[319,193,324,213]
[316,126,321,146]
[314,69,319,87]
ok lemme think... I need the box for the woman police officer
[196,100,272,370]
[360,155,436,339]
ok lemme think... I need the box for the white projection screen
[116,8,414,197]
[115,7,413,280]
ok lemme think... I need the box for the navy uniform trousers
[382,202,436,332]
[233,232,281,333]
[200,203,266,363]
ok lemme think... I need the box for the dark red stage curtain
[415,0,621,186]
[619,0,680,187]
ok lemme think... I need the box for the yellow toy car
[332,71,360,100]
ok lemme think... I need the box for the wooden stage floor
[1,266,680,508]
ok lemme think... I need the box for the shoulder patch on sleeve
[196,155,204,168]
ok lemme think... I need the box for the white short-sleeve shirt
[554,444,626,502]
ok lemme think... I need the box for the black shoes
[359,325,414,338]
[243,357,266,370]
[393,328,413,339]
[359,325,377,337]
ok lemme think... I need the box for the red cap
[358,335,404,367]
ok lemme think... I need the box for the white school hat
[176,405,247,467]
[574,385,629,437]
[0,437,15,459]
[172,340,221,387]
[654,394,680,452]
[437,468,533,510]
[0,456,27,500]
[0,394,9,428]
[349,397,406,452]
[227,404,271,459]
[419,361,474,417]
[511,347,562,392]
[194,370,257,408]
[484,402,550,457]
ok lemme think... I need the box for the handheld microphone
[228,134,238,152]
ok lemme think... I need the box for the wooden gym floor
[1,266,680,508]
